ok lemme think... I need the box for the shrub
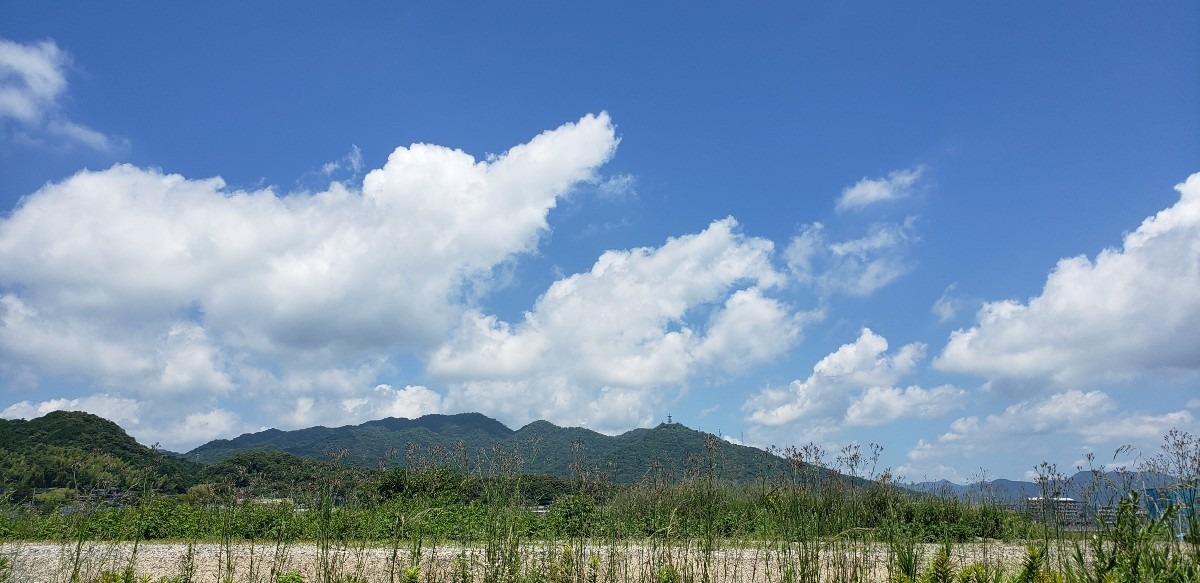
[548,494,596,537]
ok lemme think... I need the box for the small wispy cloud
[0,39,66,124]
[836,165,925,212]
[0,37,122,152]
[322,144,364,177]
[904,389,1194,471]
[785,218,919,297]
[597,173,637,201]
[931,283,966,323]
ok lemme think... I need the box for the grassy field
[1,434,1197,582]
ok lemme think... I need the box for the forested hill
[186,412,517,468]
[0,411,202,498]
[185,413,793,484]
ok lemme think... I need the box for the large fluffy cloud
[935,173,1200,385]
[898,173,1200,482]
[431,218,807,432]
[0,113,618,448]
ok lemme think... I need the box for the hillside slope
[0,411,203,498]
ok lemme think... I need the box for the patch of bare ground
[1,540,1083,582]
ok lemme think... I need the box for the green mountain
[186,412,516,469]
[185,413,791,485]
[0,411,203,499]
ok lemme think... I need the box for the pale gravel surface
[1,540,1070,582]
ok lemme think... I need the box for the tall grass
[1,431,1197,582]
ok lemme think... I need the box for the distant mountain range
[183,412,796,484]
[908,470,1178,506]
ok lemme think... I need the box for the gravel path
[0,540,1057,582]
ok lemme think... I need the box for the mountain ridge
[184,412,796,484]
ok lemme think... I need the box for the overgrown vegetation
[1,413,1197,582]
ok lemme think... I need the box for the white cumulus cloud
[0,113,618,449]
[1,394,142,428]
[368,384,445,420]
[845,384,966,427]
[430,217,807,433]
[935,172,1200,385]
[743,328,950,439]
[0,394,259,451]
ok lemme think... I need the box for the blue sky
[1,2,1197,482]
